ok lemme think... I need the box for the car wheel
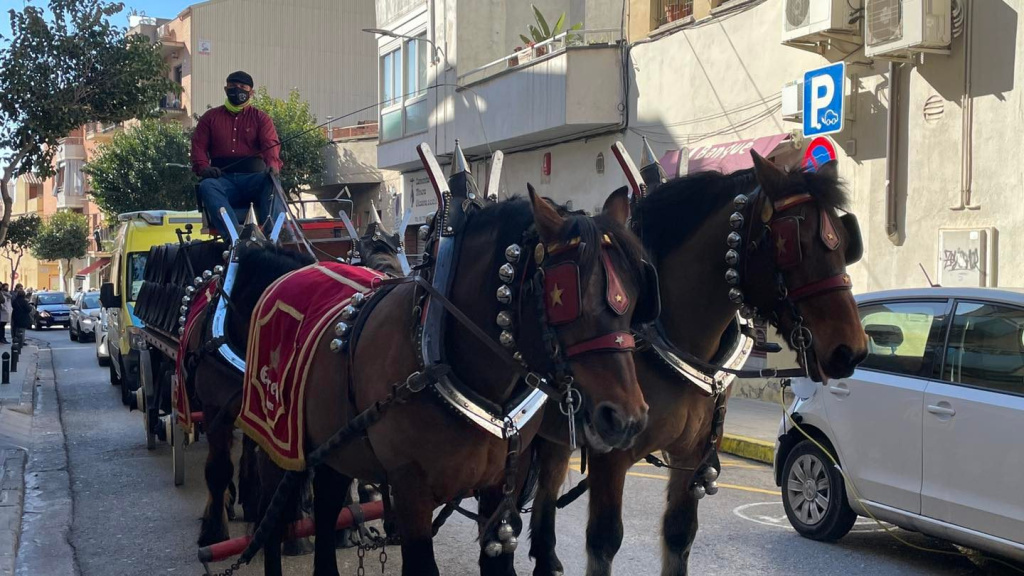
[70,324,78,342]
[781,439,857,541]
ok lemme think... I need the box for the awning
[75,257,110,278]
[660,133,794,176]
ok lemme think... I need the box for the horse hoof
[336,528,357,549]
[282,536,314,557]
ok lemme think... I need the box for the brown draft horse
[248,189,654,576]
[528,153,869,576]
[190,235,403,549]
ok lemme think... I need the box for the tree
[252,88,329,196]
[84,120,195,221]
[0,214,43,285]
[32,211,90,292]
[0,0,177,244]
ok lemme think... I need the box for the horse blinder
[633,260,661,325]
[771,217,802,270]
[543,261,582,325]
[840,213,863,265]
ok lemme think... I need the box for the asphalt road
[29,327,1024,575]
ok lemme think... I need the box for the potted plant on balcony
[519,5,582,57]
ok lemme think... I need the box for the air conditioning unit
[782,0,860,44]
[864,0,952,58]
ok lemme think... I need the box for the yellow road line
[624,471,779,496]
[568,459,764,471]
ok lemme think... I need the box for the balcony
[452,28,625,154]
[55,137,85,164]
[85,122,122,142]
[159,94,188,120]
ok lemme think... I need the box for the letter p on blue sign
[803,62,845,137]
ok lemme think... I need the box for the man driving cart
[191,70,284,234]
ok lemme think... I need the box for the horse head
[516,187,653,451]
[738,152,868,382]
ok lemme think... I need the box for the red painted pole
[198,500,385,563]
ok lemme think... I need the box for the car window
[83,294,100,309]
[858,301,948,379]
[943,301,1024,395]
[36,293,67,305]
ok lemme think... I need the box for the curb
[721,433,774,465]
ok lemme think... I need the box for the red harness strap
[788,273,852,302]
[566,331,636,358]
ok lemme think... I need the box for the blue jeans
[198,172,283,234]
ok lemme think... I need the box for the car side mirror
[100,283,121,309]
[70,305,79,311]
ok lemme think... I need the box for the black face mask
[226,87,251,106]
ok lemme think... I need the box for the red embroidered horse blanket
[174,278,220,434]
[238,262,385,470]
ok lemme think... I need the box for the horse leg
[198,415,234,546]
[312,465,351,576]
[660,466,701,576]
[335,479,358,550]
[477,485,518,576]
[528,440,572,576]
[255,454,304,576]
[238,436,261,523]
[281,476,315,557]
[584,450,632,576]
[391,465,439,576]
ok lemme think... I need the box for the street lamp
[362,28,447,68]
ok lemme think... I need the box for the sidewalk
[0,339,40,576]
[721,397,785,465]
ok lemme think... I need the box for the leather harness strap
[787,272,853,302]
[565,331,635,358]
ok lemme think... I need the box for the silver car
[95,307,110,366]
[774,287,1024,564]
[69,291,102,342]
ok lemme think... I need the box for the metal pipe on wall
[885,61,902,241]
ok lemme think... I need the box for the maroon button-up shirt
[191,105,283,175]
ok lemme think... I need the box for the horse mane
[636,167,849,260]
[233,242,317,316]
[464,196,649,287]
[361,246,404,276]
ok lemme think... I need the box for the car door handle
[927,404,956,417]
[827,383,851,397]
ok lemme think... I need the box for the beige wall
[626,0,1024,293]
[187,0,378,126]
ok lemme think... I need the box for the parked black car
[29,291,71,330]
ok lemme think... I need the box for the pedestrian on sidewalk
[11,289,31,348]
[0,283,10,344]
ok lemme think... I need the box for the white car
[95,308,110,367]
[69,291,102,342]
[774,287,1024,564]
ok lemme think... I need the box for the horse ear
[602,186,630,226]
[529,184,565,243]
[816,159,839,181]
[750,151,787,197]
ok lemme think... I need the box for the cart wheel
[143,403,157,451]
[172,423,185,487]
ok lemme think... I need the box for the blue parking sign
[803,62,845,137]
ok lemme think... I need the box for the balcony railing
[457,28,623,86]
[85,122,122,139]
[654,0,694,27]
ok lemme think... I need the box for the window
[28,184,41,200]
[126,252,148,302]
[943,301,1024,394]
[37,293,66,305]
[379,32,430,141]
[858,301,948,379]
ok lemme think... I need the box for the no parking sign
[803,137,837,172]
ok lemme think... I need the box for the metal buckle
[524,372,545,391]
